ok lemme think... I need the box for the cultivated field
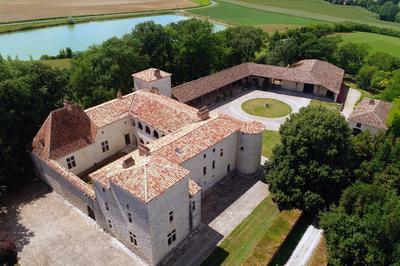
[0,0,197,23]
[338,32,400,58]
[190,1,325,32]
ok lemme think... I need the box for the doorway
[87,206,96,220]
[124,134,131,145]
[303,83,314,93]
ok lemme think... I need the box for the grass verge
[242,98,292,118]
[202,196,301,266]
[262,130,281,160]
[309,99,341,112]
[308,236,328,266]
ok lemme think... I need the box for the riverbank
[0,0,212,34]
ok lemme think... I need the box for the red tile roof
[172,60,345,103]
[348,98,392,130]
[132,68,171,82]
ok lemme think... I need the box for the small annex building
[348,98,392,135]
[172,59,346,107]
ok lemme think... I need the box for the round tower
[237,121,264,175]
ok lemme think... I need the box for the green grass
[309,99,341,112]
[38,58,72,69]
[242,98,292,118]
[262,130,281,159]
[337,32,400,58]
[220,0,400,30]
[191,0,211,5]
[387,98,400,125]
[202,196,301,266]
[189,1,326,32]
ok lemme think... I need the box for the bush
[66,16,75,25]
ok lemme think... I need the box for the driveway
[212,90,311,131]
[341,88,361,119]
[0,181,145,266]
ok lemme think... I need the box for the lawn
[39,58,72,69]
[262,130,281,159]
[309,99,341,112]
[202,196,301,266]
[219,0,400,30]
[189,1,326,32]
[338,32,400,58]
[242,98,292,118]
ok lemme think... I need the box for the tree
[221,26,266,65]
[0,231,17,265]
[380,69,400,101]
[265,107,354,214]
[379,1,400,21]
[366,52,400,72]
[356,65,379,90]
[335,42,368,75]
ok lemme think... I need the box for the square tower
[132,68,172,97]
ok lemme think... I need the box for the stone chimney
[154,69,161,77]
[63,99,73,111]
[138,144,151,157]
[122,156,135,168]
[117,90,123,100]
[197,106,209,121]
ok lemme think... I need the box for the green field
[262,130,281,160]
[202,196,301,266]
[338,32,400,58]
[242,98,292,118]
[39,58,72,69]
[219,0,400,30]
[189,1,326,32]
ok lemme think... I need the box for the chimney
[369,99,375,105]
[63,99,73,111]
[154,69,160,76]
[138,144,151,157]
[197,106,209,121]
[122,156,135,168]
[117,90,123,100]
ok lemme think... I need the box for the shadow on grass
[201,246,229,266]
[269,213,314,266]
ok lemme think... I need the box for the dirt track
[0,0,197,23]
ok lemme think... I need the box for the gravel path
[212,90,310,131]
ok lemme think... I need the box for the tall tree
[265,107,354,214]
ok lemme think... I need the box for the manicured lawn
[189,1,325,32]
[220,0,400,30]
[242,98,292,118]
[338,32,400,58]
[39,58,72,69]
[202,196,301,266]
[262,130,281,159]
[309,99,341,112]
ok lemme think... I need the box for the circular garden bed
[241,98,292,118]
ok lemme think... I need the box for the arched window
[153,130,159,139]
[139,138,144,144]
[138,122,143,130]
[145,126,151,134]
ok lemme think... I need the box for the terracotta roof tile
[348,98,392,129]
[189,179,201,198]
[172,60,344,102]
[132,68,171,82]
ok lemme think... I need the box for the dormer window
[153,131,159,139]
[145,126,151,134]
[138,122,143,130]
[66,156,76,169]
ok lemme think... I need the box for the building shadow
[0,179,50,252]
[201,171,264,225]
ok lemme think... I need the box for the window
[227,164,231,173]
[145,126,151,134]
[212,160,215,169]
[108,219,112,228]
[240,146,244,151]
[203,154,207,159]
[192,201,196,211]
[356,123,362,128]
[212,148,216,152]
[128,212,132,223]
[153,131,159,139]
[126,204,129,209]
[139,138,144,144]
[220,149,224,157]
[129,232,137,246]
[66,156,76,169]
[169,211,174,222]
[101,141,110,152]
[162,134,165,137]
[203,166,207,176]
[102,187,105,193]
[138,122,143,130]
[167,229,176,246]
[105,202,109,211]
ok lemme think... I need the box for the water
[0,14,226,60]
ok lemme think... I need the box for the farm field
[0,0,197,23]
[189,1,326,32]
[39,58,72,70]
[338,32,400,58]
[220,0,400,30]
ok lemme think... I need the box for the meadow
[338,32,400,58]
